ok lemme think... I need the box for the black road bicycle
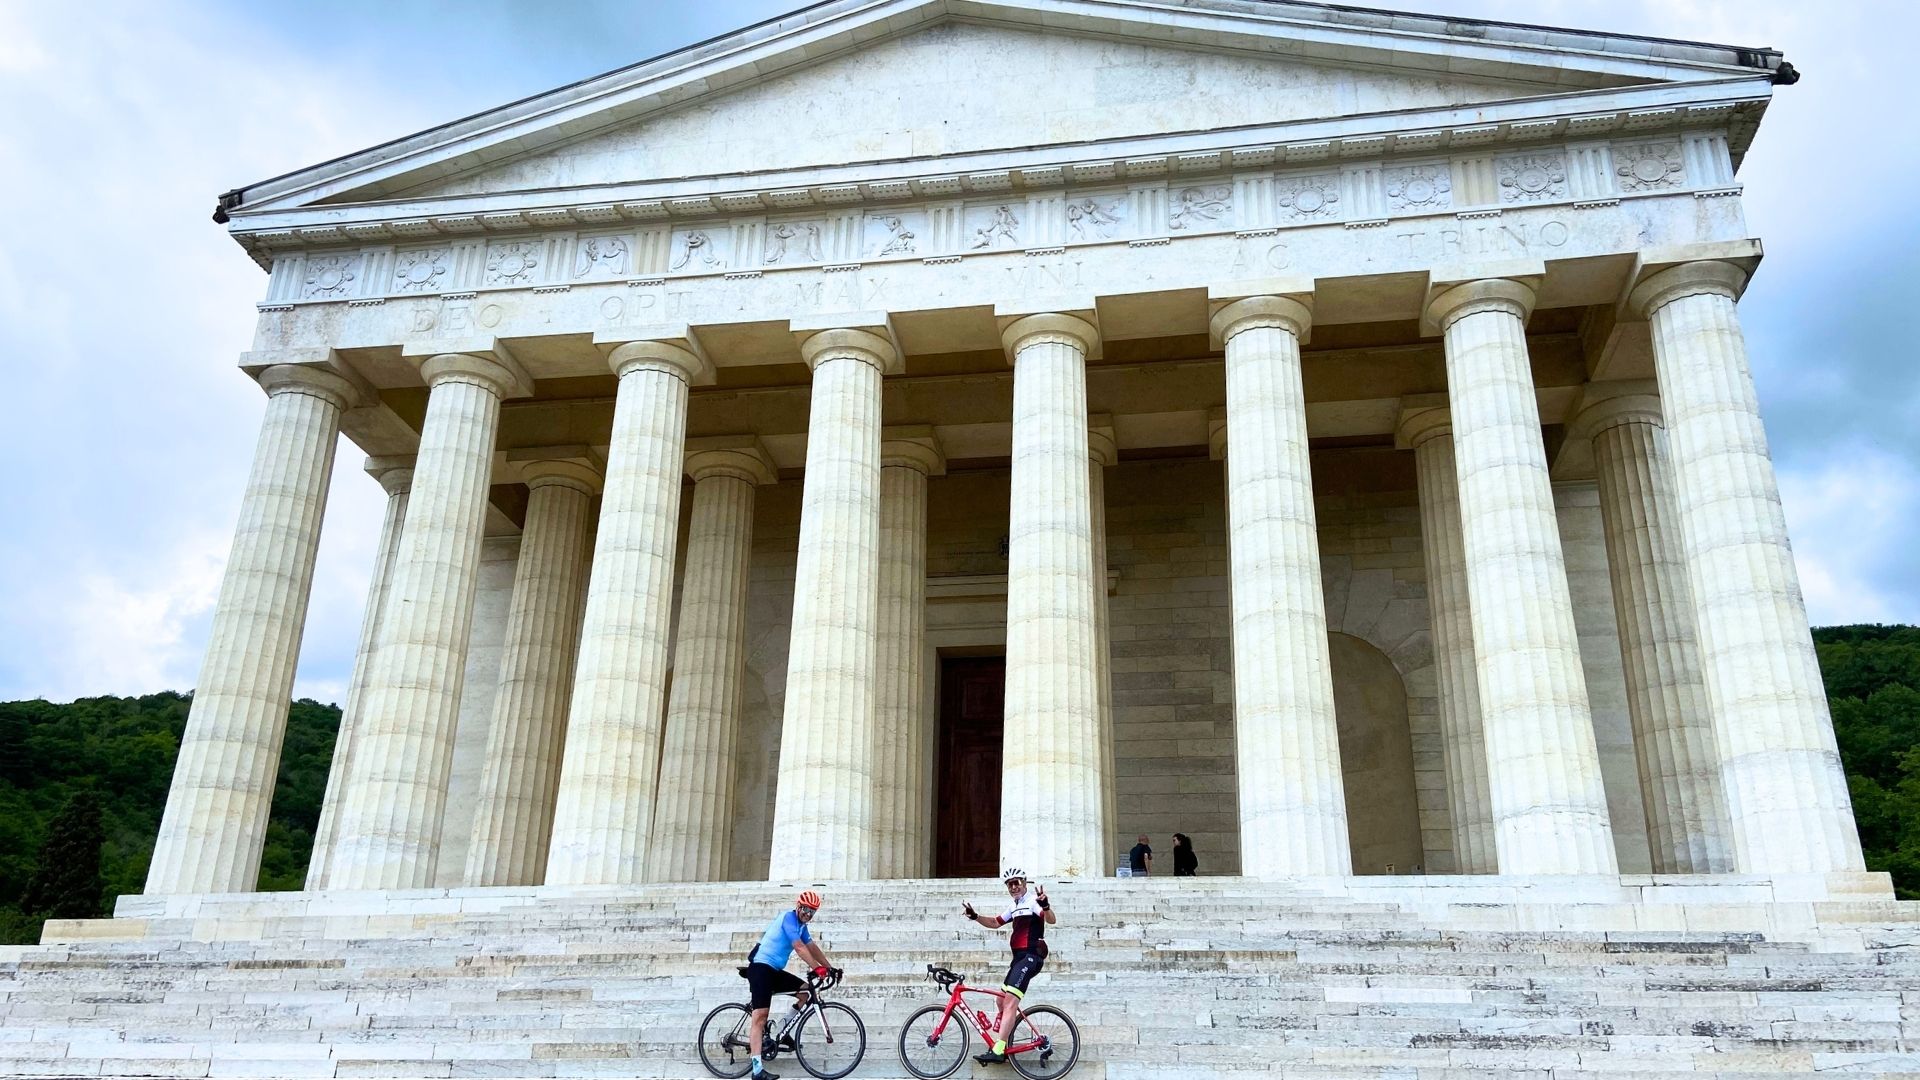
[698,968,866,1079]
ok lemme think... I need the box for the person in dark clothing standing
[1128,834,1152,876]
[1172,832,1198,877]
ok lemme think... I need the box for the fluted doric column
[1571,386,1734,874]
[1630,260,1864,874]
[998,312,1107,878]
[147,364,356,894]
[649,437,778,883]
[1087,417,1119,874]
[872,427,944,879]
[1396,401,1497,874]
[1427,274,1617,875]
[328,350,531,890]
[307,458,413,889]
[1209,286,1351,878]
[462,453,602,886]
[769,327,898,881]
[545,336,714,886]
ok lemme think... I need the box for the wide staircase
[3,878,1918,1079]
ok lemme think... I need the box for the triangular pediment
[223,0,1788,223]
[393,22,1539,202]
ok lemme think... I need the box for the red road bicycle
[897,963,1080,1079]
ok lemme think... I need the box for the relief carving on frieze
[1169,186,1231,230]
[671,230,722,271]
[302,254,359,299]
[484,240,541,287]
[574,234,631,279]
[1614,142,1684,192]
[393,247,450,293]
[970,205,1021,249]
[1275,174,1340,222]
[764,221,825,264]
[1384,164,1452,212]
[1497,154,1569,204]
[1065,197,1123,241]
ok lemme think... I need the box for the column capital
[1627,260,1750,319]
[1424,276,1539,336]
[997,311,1100,361]
[597,331,715,385]
[798,327,902,375]
[417,351,535,398]
[1208,277,1315,348]
[685,435,779,485]
[1568,379,1665,443]
[1088,415,1118,468]
[509,446,606,495]
[1207,406,1228,461]
[257,363,358,411]
[881,425,946,476]
[364,455,416,495]
[1393,393,1453,450]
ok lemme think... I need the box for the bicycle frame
[726,972,840,1060]
[924,974,1046,1056]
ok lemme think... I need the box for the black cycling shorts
[745,962,805,1010]
[1002,949,1046,998]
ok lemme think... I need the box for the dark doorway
[934,656,1005,878]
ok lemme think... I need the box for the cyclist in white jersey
[960,867,1056,1065]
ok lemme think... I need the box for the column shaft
[307,464,410,889]
[147,366,351,894]
[329,354,522,890]
[999,315,1106,877]
[1587,410,1734,873]
[1087,448,1117,875]
[1434,280,1617,875]
[650,443,770,883]
[1637,264,1864,873]
[768,331,891,880]
[1404,418,1497,874]
[872,440,937,879]
[545,345,702,886]
[463,466,597,886]
[1213,297,1351,878]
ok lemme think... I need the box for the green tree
[21,789,106,920]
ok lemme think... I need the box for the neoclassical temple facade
[147,0,1867,896]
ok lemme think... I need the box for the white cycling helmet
[1000,866,1027,883]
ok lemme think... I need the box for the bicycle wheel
[794,1001,866,1080]
[897,1003,968,1079]
[1007,1004,1080,1080]
[696,1001,755,1078]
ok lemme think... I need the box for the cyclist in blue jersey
[960,867,1056,1065]
[742,888,838,1080]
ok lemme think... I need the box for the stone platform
[4,877,1918,1079]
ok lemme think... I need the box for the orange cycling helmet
[797,889,823,909]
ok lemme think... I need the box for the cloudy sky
[0,0,1913,705]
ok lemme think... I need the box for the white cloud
[1779,446,1920,626]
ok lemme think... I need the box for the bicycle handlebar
[926,963,961,989]
[808,968,845,993]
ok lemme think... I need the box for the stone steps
[2,881,1918,1077]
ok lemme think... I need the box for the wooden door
[934,656,1005,878]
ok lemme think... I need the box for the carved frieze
[1383,164,1452,212]
[1169,185,1231,230]
[1497,154,1569,204]
[574,233,632,279]
[302,254,359,299]
[392,246,451,293]
[1065,196,1124,242]
[967,204,1022,249]
[1275,173,1340,223]
[1614,142,1684,192]
[763,220,825,264]
[670,228,728,272]
[867,212,924,258]
[483,240,541,287]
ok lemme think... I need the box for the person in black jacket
[1172,832,1198,877]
